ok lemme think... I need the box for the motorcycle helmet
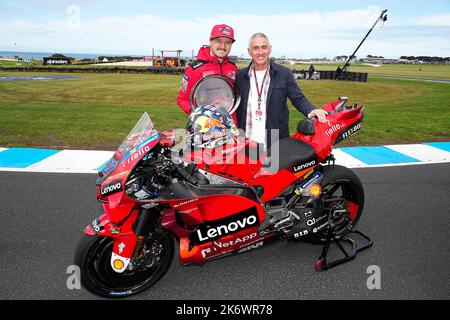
[188,106,239,149]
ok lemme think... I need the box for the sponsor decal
[213,233,258,249]
[192,60,206,69]
[120,133,160,168]
[325,122,342,137]
[181,75,189,93]
[110,291,133,297]
[100,180,123,197]
[220,145,239,154]
[299,172,321,189]
[202,129,227,141]
[308,184,322,197]
[294,230,309,239]
[302,169,315,180]
[90,218,105,234]
[193,207,260,244]
[227,70,236,80]
[107,171,128,181]
[341,122,362,140]
[118,242,126,254]
[110,252,130,273]
[202,70,215,78]
[113,259,124,270]
[100,158,118,176]
[219,26,231,35]
[174,198,199,208]
[237,241,263,253]
[304,210,313,218]
[292,160,316,173]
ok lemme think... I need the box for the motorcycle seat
[264,137,317,174]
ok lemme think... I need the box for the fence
[293,70,368,82]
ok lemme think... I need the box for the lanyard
[253,67,269,108]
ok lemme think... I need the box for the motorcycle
[75,75,372,298]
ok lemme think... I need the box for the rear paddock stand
[315,228,373,272]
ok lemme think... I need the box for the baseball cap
[210,24,235,42]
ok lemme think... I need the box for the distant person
[335,66,342,79]
[235,32,327,148]
[308,64,315,78]
[177,24,237,115]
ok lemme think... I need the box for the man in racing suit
[177,24,238,115]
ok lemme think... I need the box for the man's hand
[307,109,328,123]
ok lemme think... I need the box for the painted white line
[385,144,450,163]
[333,148,367,167]
[25,150,113,173]
[0,167,99,174]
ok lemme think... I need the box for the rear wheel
[304,165,364,244]
[74,228,174,298]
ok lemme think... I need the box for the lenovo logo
[193,208,260,244]
[100,180,122,197]
[293,160,316,173]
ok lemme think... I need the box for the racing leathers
[177,45,237,115]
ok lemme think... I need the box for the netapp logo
[194,208,260,244]
[293,160,316,173]
[101,180,122,197]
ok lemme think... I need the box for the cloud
[417,14,450,27]
[0,6,448,58]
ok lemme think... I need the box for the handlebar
[176,165,199,185]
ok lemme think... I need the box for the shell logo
[309,184,322,197]
[113,259,125,270]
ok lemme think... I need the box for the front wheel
[74,229,174,298]
[304,165,364,244]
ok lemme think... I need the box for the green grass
[0,59,40,68]
[236,62,450,80]
[0,71,449,150]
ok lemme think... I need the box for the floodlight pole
[340,9,388,75]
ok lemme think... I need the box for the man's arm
[177,67,195,114]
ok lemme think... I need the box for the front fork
[84,207,158,273]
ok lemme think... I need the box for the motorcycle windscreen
[98,112,160,177]
[190,75,240,115]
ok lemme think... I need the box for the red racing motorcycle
[75,75,372,298]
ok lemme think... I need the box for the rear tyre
[304,165,364,244]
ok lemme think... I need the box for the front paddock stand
[315,228,373,272]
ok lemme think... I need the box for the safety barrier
[293,70,368,82]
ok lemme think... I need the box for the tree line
[400,56,450,63]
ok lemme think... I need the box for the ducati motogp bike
[75,75,372,298]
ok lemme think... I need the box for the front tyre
[74,229,174,298]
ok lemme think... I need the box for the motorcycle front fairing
[84,112,161,273]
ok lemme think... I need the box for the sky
[1,0,449,59]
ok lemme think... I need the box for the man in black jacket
[235,32,327,149]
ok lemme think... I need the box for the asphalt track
[1,163,449,300]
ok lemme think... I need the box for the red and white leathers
[177,46,238,116]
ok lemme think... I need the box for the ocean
[0,51,145,60]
